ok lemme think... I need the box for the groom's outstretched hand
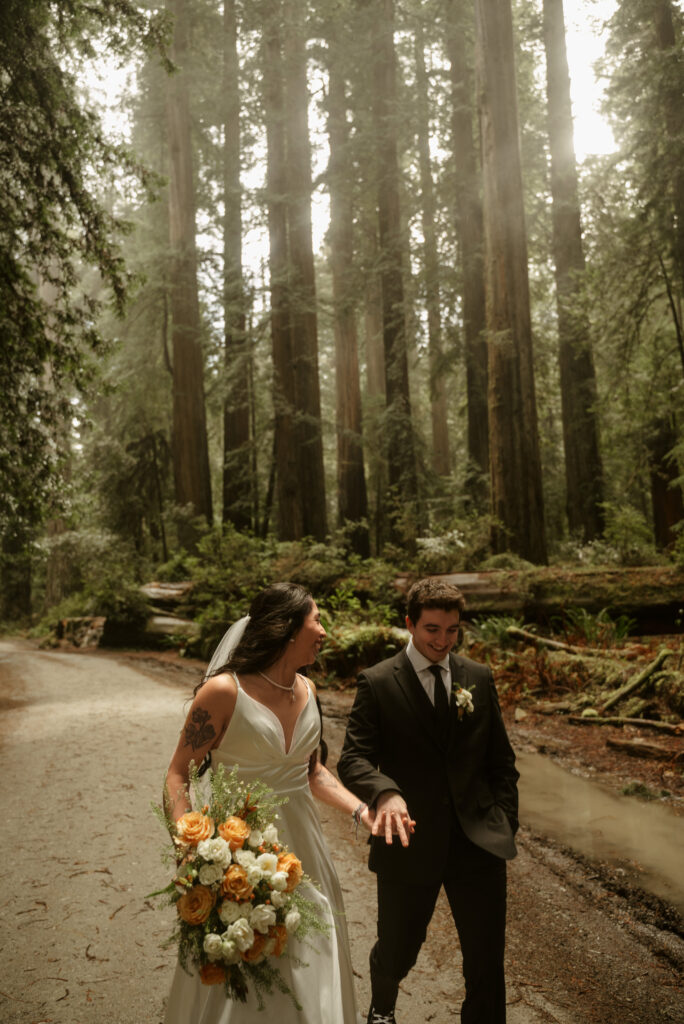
[372,791,416,847]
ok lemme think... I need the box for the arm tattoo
[183,706,216,751]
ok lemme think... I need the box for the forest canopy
[1,0,683,624]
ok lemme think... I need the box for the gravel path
[1,640,682,1024]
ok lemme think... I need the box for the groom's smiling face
[406,607,462,663]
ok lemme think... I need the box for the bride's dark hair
[196,581,328,769]
[221,582,313,676]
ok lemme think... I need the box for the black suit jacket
[337,648,519,883]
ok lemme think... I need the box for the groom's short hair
[407,577,466,625]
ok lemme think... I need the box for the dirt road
[1,641,682,1024]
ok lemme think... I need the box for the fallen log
[506,625,621,657]
[605,737,682,761]
[140,581,194,607]
[600,648,670,711]
[144,614,200,638]
[567,715,682,735]
[56,616,106,648]
[408,566,684,631]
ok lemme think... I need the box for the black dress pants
[369,823,507,1023]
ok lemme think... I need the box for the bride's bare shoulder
[196,671,238,706]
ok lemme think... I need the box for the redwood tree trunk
[653,0,684,299]
[362,224,387,554]
[327,23,370,555]
[543,0,604,541]
[475,0,547,563]
[283,0,327,540]
[261,1,302,540]
[166,0,213,540]
[0,527,31,620]
[414,19,450,478]
[222,0,251,532]
[446,0,489,502]
[372,0,418,541]
[358,79,385,557]
[648,415,684,549]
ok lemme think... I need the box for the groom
[337,577,519,1024]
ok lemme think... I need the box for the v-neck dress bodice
[163,677,359,1024]
[209,677,317,787]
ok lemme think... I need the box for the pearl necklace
[258,670,297,702]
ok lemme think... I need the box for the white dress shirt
[406,638,452,706]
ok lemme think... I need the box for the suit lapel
[449,654,475,733]
[449,653,467,692]
[394,650,447,747]
[448,653,464,739]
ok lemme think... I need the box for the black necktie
[429,665,449,738]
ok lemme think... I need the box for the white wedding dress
[163,676,360,1024]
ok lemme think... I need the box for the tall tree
[474,0,547,562]
[652,0,684,304]
[349,3,387,552]
[261,0,302,540]
[603,0,684,372]
[326,16,370,555]
[592,0,684,540]
[445,0,489,502]
[414,14,451,478]
[222,0,252,532]
[542,0,604,541]
[648,415,684,549]
[282,0,328,540]
[0,0,166,616]
[371,0,418,541]
[166,0,213,541]
[261,0,327,541]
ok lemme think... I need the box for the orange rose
[200,962,226,985]
[242,932,267,963]
[269,923,288,957]
[217,815,251,851]
[277,852,303,892]
[177,884,216,925]
[222,864,254,902]
[176,811,214,846]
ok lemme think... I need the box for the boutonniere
[451,682,474,720]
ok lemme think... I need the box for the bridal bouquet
[150,763,327,1007]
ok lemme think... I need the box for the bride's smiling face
[291,602,326,665]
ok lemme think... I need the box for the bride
[163,582,370,1024]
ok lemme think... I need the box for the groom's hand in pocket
[372,791,416,847]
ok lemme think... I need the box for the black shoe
[367,1009,396,1024]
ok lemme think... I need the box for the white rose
[270,890,287,909]
[262,824,278,845]
[199,863,224,886]
[234,849,256,868]
[284,908,301,933]
[219,899,247,926]
[260,819,276,843]
[263,936,276,956]
[256,852,278,876]
[271,871,288,891]
[246,865,263,886]
[247,828,264,848]
[455,688,474,713]
[203,933,223,960]
[197,837,232,868]
[250,903,276,934]
[220,938,242,965]
[228,918,255,952]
